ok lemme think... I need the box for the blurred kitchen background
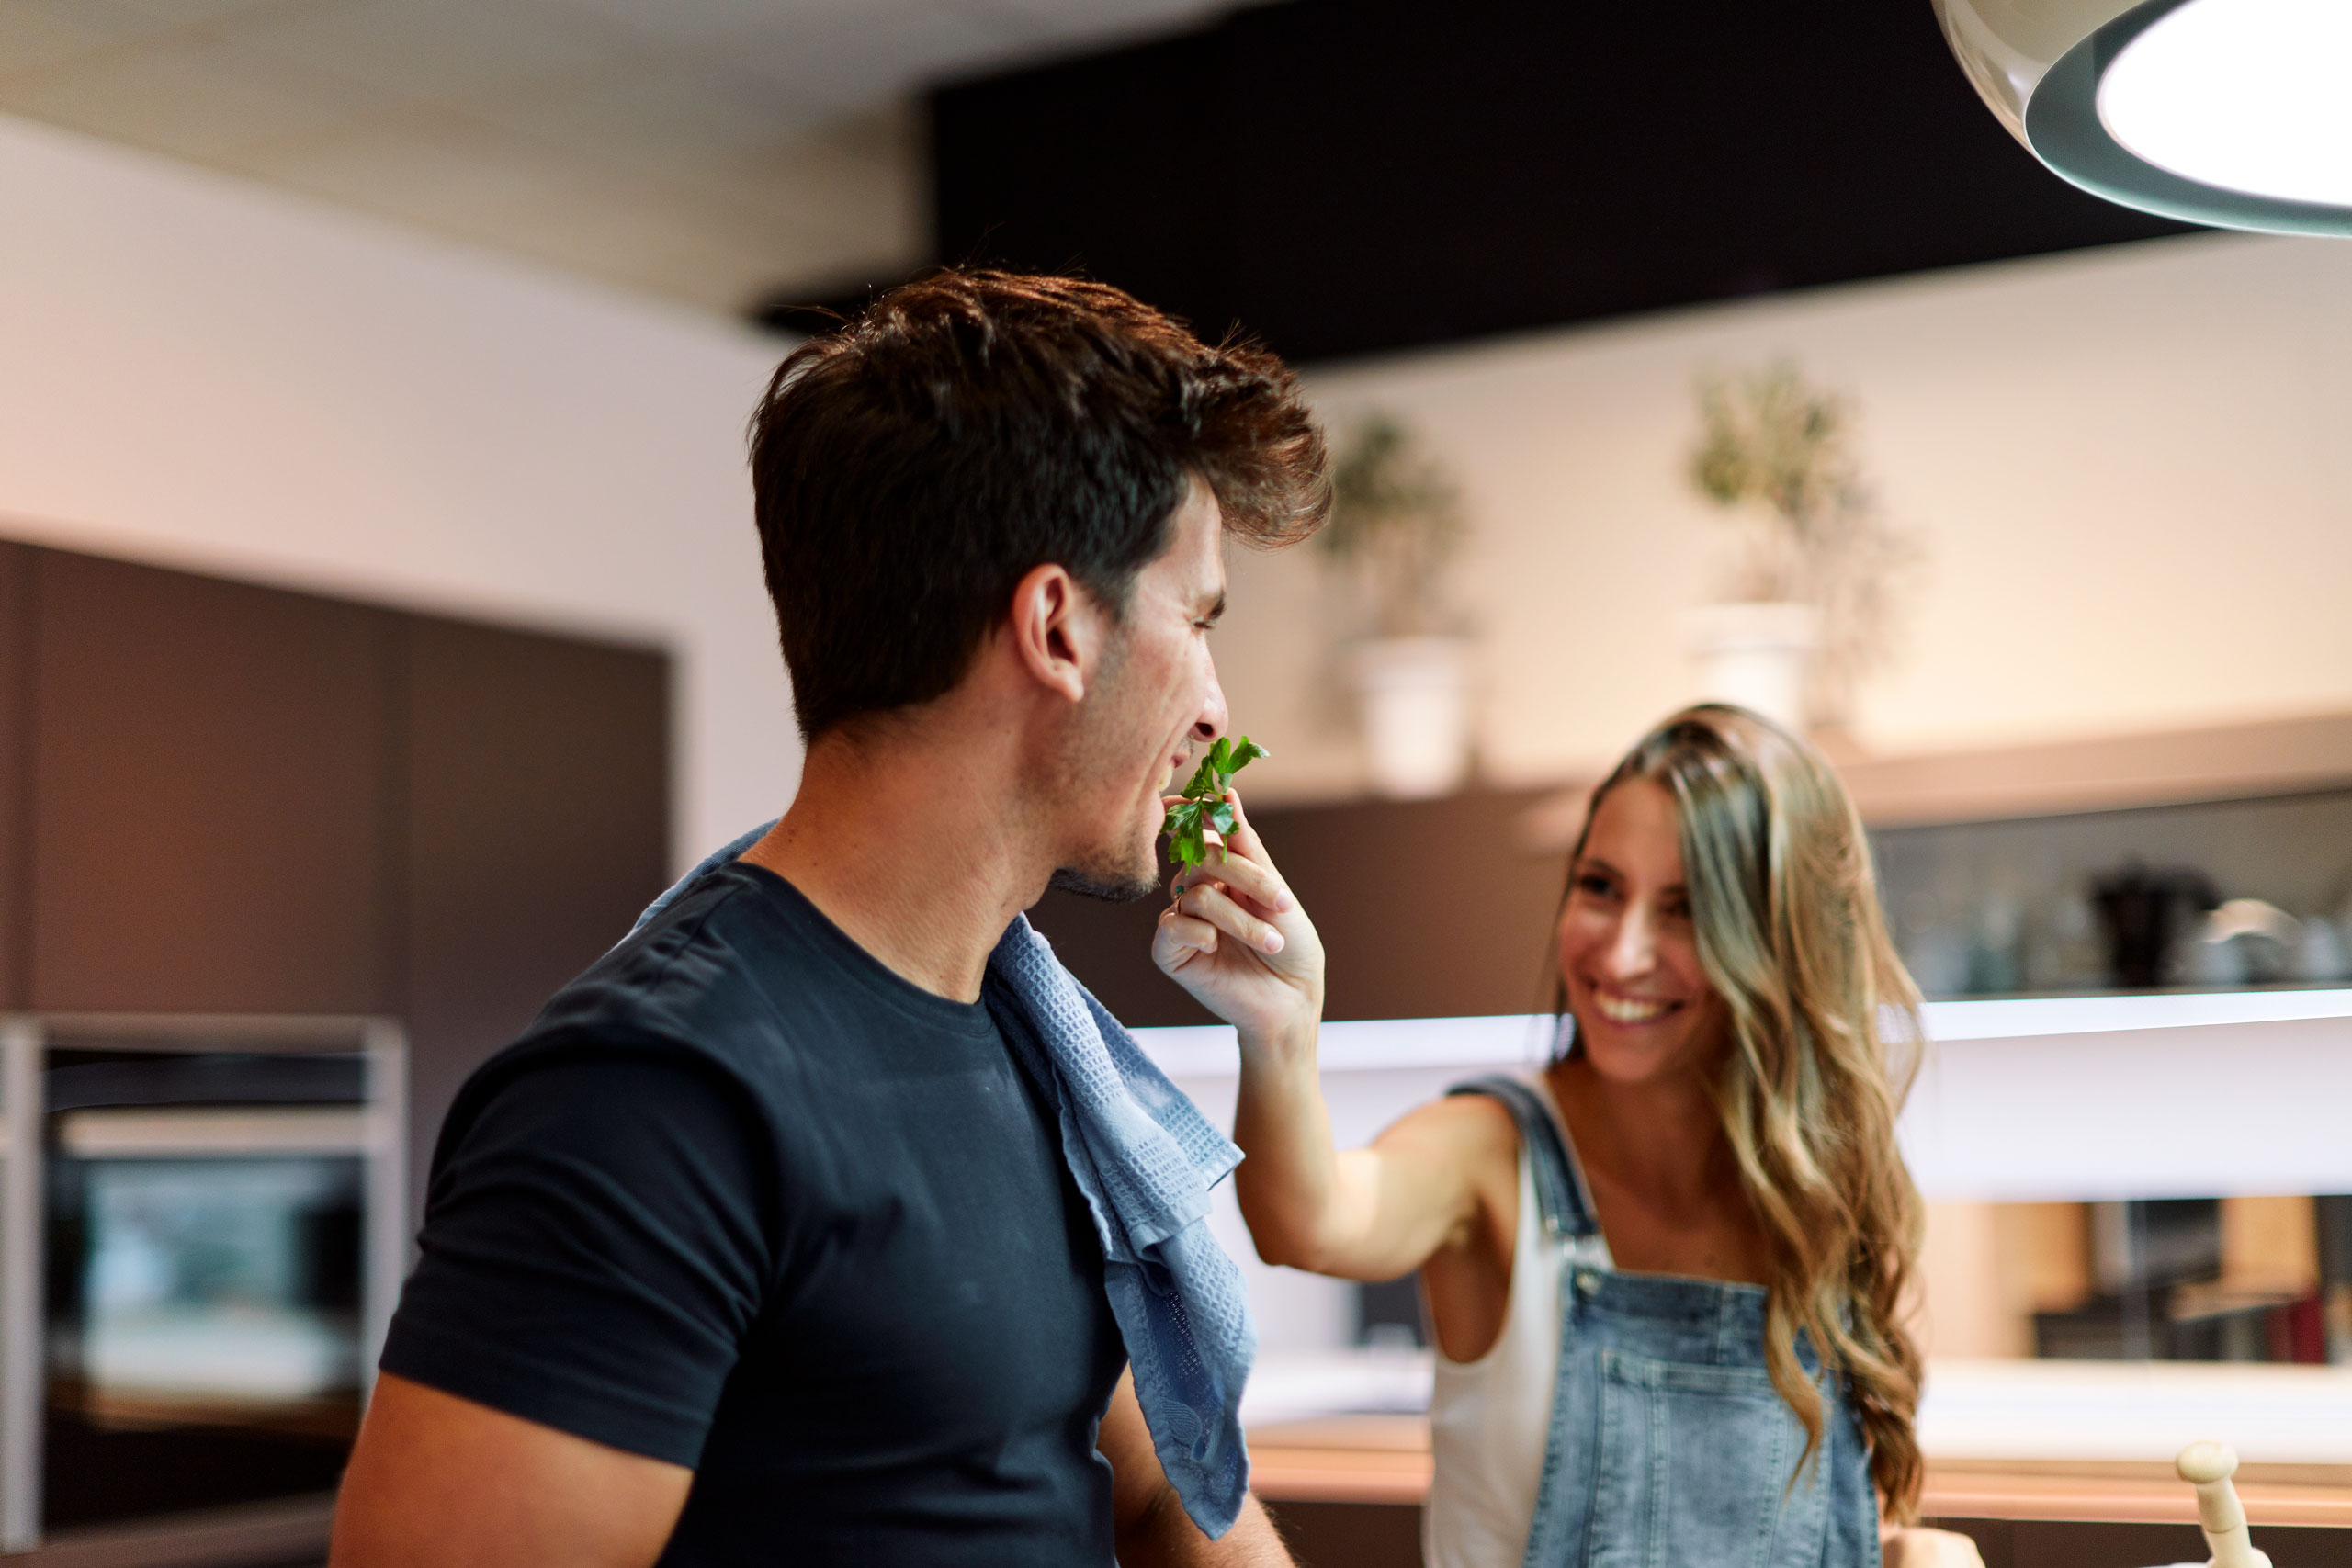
[5,0,2352,1562]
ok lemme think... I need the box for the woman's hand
[1151,790,1324,1045]
[1880,1526,1985,1567]
[1170,795,1515,1288]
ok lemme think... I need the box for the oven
[0,1015,404,1557]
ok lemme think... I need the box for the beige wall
[1216,231,2352,802]
[17,102,2352,848]
[0,113,798,870]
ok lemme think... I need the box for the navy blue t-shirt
[380,863,1128,1566]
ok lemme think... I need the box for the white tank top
[1422,1076,1611,1568]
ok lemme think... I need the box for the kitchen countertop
[1246,1415,2352,1526]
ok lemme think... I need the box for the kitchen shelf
[1521,708,2352,845]
[1136,988,2352,1201]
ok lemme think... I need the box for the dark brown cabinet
[0,541,672,1225]
[27,550,399,1015]
[0,540,29,1010]
[1030,788,1569,1027]
[401,615,669,1212]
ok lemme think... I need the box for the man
[329,270,1329,1567]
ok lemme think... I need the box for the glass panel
[78,1157,361,1410]
[1871,786,2352,998]
[41,1048,367,1531]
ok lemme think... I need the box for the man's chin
[1047,861,1159,905]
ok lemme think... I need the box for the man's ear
[1006,562,1104,705]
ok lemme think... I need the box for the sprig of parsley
[1162,736,1270,869]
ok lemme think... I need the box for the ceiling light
[1933,0,2352,234]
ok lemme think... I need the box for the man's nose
[1192,664,1229,746]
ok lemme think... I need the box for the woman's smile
[1586,986,1682,1026]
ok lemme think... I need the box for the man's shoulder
[444,865,833,1131]
[535,862,801,1045]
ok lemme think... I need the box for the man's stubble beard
[1045,630,1163,906]
[1047,861,1159,904]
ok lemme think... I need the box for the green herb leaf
[1165,735,1270,869]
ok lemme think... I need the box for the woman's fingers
[1153,904,1222,965]
[1176,878,1286,955]
[1221,789,1279,869]
[1171,807,1294,914]
[1174,857,1290,919]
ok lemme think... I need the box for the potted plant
[1320,413,1474,797]
[1686,363,1916,736]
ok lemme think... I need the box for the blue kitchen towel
[629,826,1257,1536]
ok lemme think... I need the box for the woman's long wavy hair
[1555,704,1928,1518]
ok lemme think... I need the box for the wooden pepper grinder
[2176,1442,2271,1568]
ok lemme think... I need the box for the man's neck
[740,727,1046,1004]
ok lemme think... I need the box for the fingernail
[1261,930,1285,954]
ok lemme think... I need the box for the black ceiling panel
[925,0,2197,364]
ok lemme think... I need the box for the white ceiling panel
[1,28,395,162]
[492,56,846,169]
[0,0,166,79]
[101,0,294,27]
[234,0,633,105]
[0,0,1236,315]
[748,5,1034,105]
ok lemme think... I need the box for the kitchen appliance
[2177,1441,2272,1568]
[0,1015,404,1557]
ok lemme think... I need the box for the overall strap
[1445,1075,1596,1243]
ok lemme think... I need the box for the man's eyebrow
[1198,592,1227,624]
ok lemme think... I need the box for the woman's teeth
[1593,993,1673,1024]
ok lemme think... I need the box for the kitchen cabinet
[5,540,671,1227]
[0,537,670,1561]
[0,541,28,1010]
[28,550,398,1015]
[1029,788,1568,1027]
[401,615,669,1218]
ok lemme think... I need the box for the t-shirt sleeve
[379,1050,775,1467]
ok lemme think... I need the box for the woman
[1154,705,1978,1567]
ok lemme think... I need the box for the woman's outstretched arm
[1153,795,1518,1283]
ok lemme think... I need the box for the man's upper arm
[331,1373,691,1568]
[1097,1373,1294,1568]
[343,1049,775,1562]
[379,1050,774,1465]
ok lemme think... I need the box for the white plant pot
[1347,637,1474,799]
[1679,602,1819,733]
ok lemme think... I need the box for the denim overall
[1450,1077,1883,1568]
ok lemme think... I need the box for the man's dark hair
[748,269,1330,740]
